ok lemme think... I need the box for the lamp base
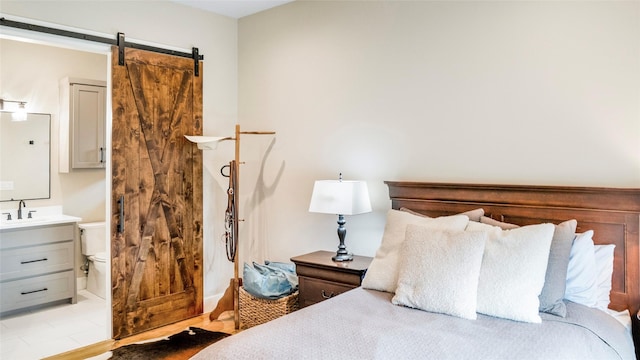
[332,252,353,262]
[332,214,353,262]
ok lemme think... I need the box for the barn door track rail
[0,17,203,76]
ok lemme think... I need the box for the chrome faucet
[17,200,25,220]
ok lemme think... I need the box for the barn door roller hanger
[0,17,204,76]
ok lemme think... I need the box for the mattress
[192,287,636,359]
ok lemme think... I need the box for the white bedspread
[192,287,636,360]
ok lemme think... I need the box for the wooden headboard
[385,181,640,315]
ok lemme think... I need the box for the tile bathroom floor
[0,290,108,359]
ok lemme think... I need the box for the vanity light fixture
[0,99,28,121]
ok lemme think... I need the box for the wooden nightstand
[291,250,373,308]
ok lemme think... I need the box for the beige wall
[237,1,640,262]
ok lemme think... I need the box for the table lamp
[308,174,372,261]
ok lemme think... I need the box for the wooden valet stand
[187,124,275,330]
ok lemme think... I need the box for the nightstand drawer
[292,251,373,308]
[296,264,364,286]
[299,276,355,307]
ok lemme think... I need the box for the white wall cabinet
[59,77,106,172]
[0,223,77,315]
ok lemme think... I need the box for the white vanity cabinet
[0,223,77,315]
[59,77,107,172]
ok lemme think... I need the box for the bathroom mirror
[0,111,51,201]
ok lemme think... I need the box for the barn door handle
[117,195,125,233]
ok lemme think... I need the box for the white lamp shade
[308,180,372,215]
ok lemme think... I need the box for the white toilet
[79,222,107,299]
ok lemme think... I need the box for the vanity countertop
[0,206,82,230]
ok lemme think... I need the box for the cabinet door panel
[72,84,106,168]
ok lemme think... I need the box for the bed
[193,181,640,359]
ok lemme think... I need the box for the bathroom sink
[0,214,82,230]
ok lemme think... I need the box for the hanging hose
[80,258,90,275]
[221,161,238,262]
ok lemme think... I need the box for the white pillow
[564,231,597,307]
[362,209,470,293]
[392,226,487,320]
[594,244,615,310]
[467,221,555,323]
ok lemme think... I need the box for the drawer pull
[321,290,336,299]
[21,288,48,295]
[20,258,48,264]
[20,258,49,265]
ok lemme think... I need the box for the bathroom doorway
[1,17,206,354]
[0,33,112,356]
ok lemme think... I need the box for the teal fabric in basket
[243,261,298,300]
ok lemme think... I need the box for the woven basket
[239,286,299,329]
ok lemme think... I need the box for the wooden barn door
[110,47,203,338]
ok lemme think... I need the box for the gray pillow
[538,219,577,317]
[478,216,577,317]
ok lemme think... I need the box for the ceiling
[170,0,295,19]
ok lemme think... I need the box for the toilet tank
[79,222,106,256]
